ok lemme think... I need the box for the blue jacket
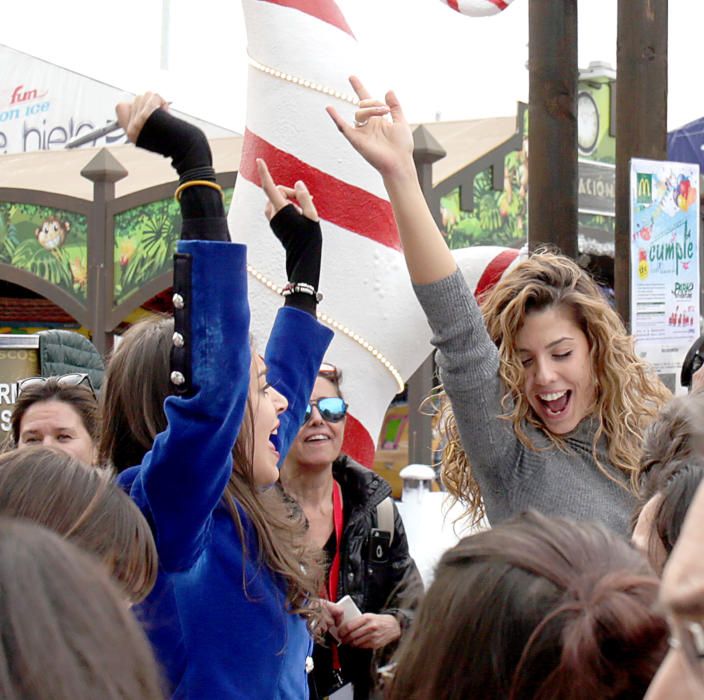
[118,240,333,699]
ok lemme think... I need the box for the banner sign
[578,159,615,216]
[630,157,700,394]
[0,336,39,434]
[0,44,234,155]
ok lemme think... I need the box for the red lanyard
[327,479,344,603]
[326,479,344,674]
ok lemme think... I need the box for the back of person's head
[0,447,156,602]
[639,390,704,499]
[388,511,667,700]
[0,517,164,700]
[9,375,99,449]
[99,315,173,472]
[633,459,704,575]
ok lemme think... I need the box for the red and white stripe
[231,0,520,467]
[441,0,515,16]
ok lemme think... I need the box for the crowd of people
[1,80,704,699]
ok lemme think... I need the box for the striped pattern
[442,0,514,16]
[258,0,355,36]
[235,0,520,469]
[239,129,401,252]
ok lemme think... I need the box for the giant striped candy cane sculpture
[230,0,521,467]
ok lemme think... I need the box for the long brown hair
[99,316,173,472]
[0,517,164,700]
[100,315,322,618]
[0,447,157,603]
[439,251,670,522]
[388,511,667,700]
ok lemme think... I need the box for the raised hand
[256,158,319,222]
[326,76,415,181]
[115,92,169,144]
[256,158,322,312]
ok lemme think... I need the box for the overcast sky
[1,0,700,132]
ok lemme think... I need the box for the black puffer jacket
[311,455,423,700]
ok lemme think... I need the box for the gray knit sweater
[414,268,636,537]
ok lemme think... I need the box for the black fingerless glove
[270,204,323,316]
[137,109,228,242]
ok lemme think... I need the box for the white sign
[630,157,700,394]
[0,44,234,155]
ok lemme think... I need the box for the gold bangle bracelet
[174,180,224,202]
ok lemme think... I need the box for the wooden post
[528,0,578,258]
[614,0,668,328]
[81,149,127,357]
[407,125,446,467]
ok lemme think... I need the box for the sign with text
[630,158,700,394]
[0,44,234,154]
[578,159,615,216]
[0,336,39,434]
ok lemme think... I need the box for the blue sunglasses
[305,397,348,423]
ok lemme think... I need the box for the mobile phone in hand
[330,595,362,641]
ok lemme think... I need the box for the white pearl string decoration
[247,264,405,393]
[247,55,360,107]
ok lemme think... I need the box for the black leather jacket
[311,455,423,699]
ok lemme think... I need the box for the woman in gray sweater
[326,78,670,537]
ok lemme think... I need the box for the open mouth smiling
[304,433,332,444]
[537,390,571,417]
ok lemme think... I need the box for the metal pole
[528,0,578,258]
[614,0,668,328]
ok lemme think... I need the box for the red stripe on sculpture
[341,412,376,468]
[258,0,355,37]
[474,249,519,299]
[240,128,401,251]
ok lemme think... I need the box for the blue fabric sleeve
[264,306,334,461]
[129,240,251,572]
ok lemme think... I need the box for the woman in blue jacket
[101,93,333,699]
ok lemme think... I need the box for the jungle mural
[0,202,88,301]
[440,140,528,249]
[113,188,233,307]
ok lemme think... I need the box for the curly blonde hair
[438,251,671,523]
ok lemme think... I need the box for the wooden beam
[614,0,668,328]
[528,0,578,258]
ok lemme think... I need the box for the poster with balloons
[630,157,700,394]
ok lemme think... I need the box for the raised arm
[115,94,250,570]
[327,80,520,510]
[255,159,333,456]
[326,77,455,285]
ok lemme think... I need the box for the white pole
[160,0,171,71]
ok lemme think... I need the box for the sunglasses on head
[318,362,341,382]
[305,397,348,423]
[17,373,95,398]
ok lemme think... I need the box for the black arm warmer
[269,204,323,316]
[137,109,228,241]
